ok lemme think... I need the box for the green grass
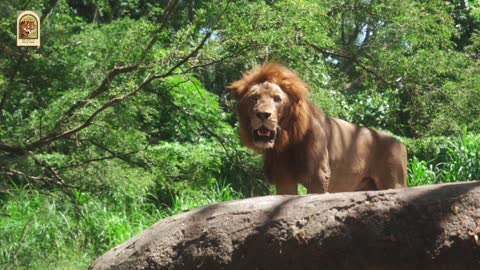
[407,156,439,186]
[408,131,480,186]
[0,186,163,270]
[440,132,480,182]
[0,187,93,270]
[0,180,244,270]
[168,179,244,215]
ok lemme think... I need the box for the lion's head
[228,63,310,152]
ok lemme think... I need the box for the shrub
[438,132,480,182]
[403,136,450,163]
[407,157,439,186]
[407,131,480,186]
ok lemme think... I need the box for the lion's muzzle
[256,112,271,120]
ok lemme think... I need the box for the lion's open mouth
[253,126,275,142]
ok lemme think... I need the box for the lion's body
[229,63,407,195]
[265,101,407,194]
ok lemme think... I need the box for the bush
[439,132,480,182]
[407,131,480,186]
[407,157,439,186]
[403,136,450,163]
[343,88,405,133]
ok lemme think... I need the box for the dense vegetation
[1,0,479,268]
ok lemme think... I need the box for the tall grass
[440,132,480,182]
[0,186,164,270]
[407,157,439,186]
[408,131,480,186]
[168,179,244,215]
[0,180,244,270]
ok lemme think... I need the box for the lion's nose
[256,112,271,120]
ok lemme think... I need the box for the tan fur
[229,63,408,195]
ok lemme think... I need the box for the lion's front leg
[306,158,331,194]
[275,177,298,195]
[306,174,329,194]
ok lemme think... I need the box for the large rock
[90,181,480,270]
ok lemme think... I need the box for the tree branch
[150,31,213,81]
[12,218,33,261]
[53,64,139,130]
[52,0,179,130]
[0,142,24,155]
[29,153,77,188]
[21,31,212,153]
[40,0,59,22]
[140,0,179,62]
[87,140,148,169]
[172,46,248,76]
[153,79,231,158]
[0,166,53,185]
[57,149,140,170]
[306,41,397,89]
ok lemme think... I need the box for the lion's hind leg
[356,177,377,191]
[371,158,407,190]
[372,141,408,190]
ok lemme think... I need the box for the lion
[19,20,36,39]
[228,62,407,195]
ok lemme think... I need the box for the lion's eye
[250,95,258,102]
[273,95,282,102]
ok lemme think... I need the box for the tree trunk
[90,181,480,270]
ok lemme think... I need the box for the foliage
[440,131,480,182]
[0,178,243,269]
[404,136,451,163]
[408,157,439,186]
[1,0,480,268]
[408,131,480,186]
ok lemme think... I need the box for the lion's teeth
[257,129,270,136]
